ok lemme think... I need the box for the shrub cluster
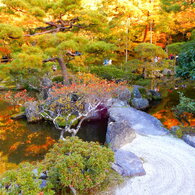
[90,65,137,82]
[0,137,114,194]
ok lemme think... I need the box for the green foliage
[9,68,45,90]
[90,66,137,82]
[52,75,64,83]
[175,92,195,115]
[190,29,195,40]
[55,115,78,127]
[175,128,183,138]
[123,59,142,72]
[166,42,185,55]
[161,0,194,12]
[43,137,114,191]
[134,79,151,87]
[173,126,195,138]
[0,163,43,195]
[0,23,23,40]
[0,137,114,194]
[69,65,89,73]
[176,48,195,80]
[134,43,168,61]
[2,0,82,19]
[85,41,116,55]
[180,40,195,52]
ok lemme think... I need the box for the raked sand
[115,134,195,195]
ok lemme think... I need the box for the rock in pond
[25,101,43,122]
[131,98,149,110]
[148,90,161,99]
[108,99,169,136]
[112,149,146,177]
[182,134,195,148]
[106,120,136,151]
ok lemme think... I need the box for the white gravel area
[115,134,195,195]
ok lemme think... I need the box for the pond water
[148,78,195,128]
[0,101,107,175]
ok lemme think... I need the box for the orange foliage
[50,78,126,102]
[0,47,11,55]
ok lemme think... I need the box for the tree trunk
[56,56,69,85]
[142,24,148,42]
[43,56,69,85]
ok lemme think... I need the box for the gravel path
[115,135,195,195]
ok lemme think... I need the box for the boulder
[41,77,53,99]
[131,98,149,110]
[162,69,174,76]
[108,99,168,136]
[182,134,195,148]
[132,87,142,98]
[25,101,43,122]
[40,180,47,188]
[112,149,146,177]
[85,104,108,121]
[149,90,161,98]
[116,87,131,102]
[41,77,52,88]
[106,120,136,151]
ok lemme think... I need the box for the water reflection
[0,101,108,174]
[149,79,195,129]
[0,101,59,174]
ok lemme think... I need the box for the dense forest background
[0,0,194,87]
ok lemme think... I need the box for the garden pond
[0,78,194,174]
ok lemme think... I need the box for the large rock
[25,101,43,122]
[131,98,149,110]
[132,87,142,98]
[162,68,174,76]
[183,134,195,148]
[106,120,136,151]
[112,149,146,177]
[149,90,161,99]
[41,77,53,99]
[85,104,108,121]
[108,99,168,136]
[116,87,131,102]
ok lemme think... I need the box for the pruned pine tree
[0,0,116,85]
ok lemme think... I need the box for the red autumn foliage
[0,90,35,106]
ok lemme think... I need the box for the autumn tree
[40,78,125,139]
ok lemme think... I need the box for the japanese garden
[0,0,194,194]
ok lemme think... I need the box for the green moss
[175,129,183,138]
[56,115,78,127]
[173,126,195,138]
